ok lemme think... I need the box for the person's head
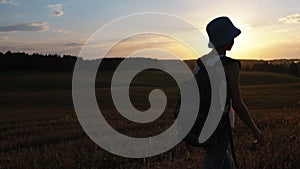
[206,16,241,51]
[217,39,234,52]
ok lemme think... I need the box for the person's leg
[202,152,214,169]
[202,145,227,169]
[223,150,235,169]
[202,127,234,169]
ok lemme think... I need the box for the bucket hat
[206,16,241,48]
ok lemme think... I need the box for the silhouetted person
[195,16,264,169]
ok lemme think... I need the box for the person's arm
[227,63,264,142]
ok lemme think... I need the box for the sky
[0,0,299,60]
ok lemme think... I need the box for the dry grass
[0,70,299,169]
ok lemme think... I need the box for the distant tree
[0,51,77,71]
[5,50,12,56]
[248,60,300,78]
[297,62,300,76]
[243,65,251,71]
[252,62,270,71]
[288,62,298,76]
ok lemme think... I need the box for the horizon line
[1,50,299,62]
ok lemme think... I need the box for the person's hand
[253,129,264,144]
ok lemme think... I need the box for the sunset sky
[0,0,299,60]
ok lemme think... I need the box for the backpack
[174,56,241,147]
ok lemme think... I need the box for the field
[0,70,300,169]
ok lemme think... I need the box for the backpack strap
[195,58,206,74]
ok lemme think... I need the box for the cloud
[240,24,252,30]
[64,42,83,47]
[53,29,69,34]
[272,29,292,33]
[47,4,64,17]
[105,33,199,59]
[0,22,49,32]
[0,0,19,5]
[0,36,10,41]
[279,14,300,24]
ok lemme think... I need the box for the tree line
[1,51,299,77]
[0,51,78,71]
[0,51,126,72]
[243,60,300,77]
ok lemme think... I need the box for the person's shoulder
[221,56,241,69]
[222,56,241,79]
